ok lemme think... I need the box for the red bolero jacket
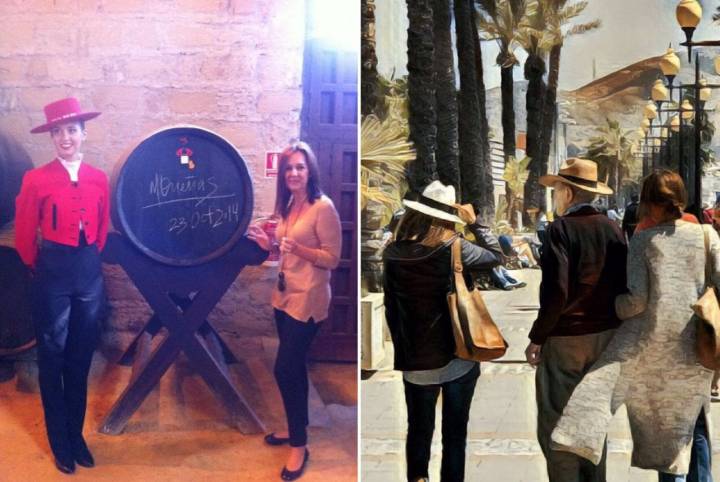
[14,158,110,267]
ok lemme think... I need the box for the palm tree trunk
[499,47,517,225]
[540,43,561,187]
[500,49,517,162]
[432,0,460,191]
[454,0,488,220]
[405,0,437,193]
[523,51,547,223]
[471,5,495,223]
[361,0,383,118]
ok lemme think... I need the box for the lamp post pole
[677,0,720,217]
[694,53,701,217]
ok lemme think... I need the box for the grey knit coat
[551,220,715,475]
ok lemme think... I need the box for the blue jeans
[490,266,520,289]
[658,410,712,482]
[403,363,480,482]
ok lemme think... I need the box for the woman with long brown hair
[551,170,715,482]
[383,181,503,482]
[247,141,341,481]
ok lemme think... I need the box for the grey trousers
[536,330,616,482]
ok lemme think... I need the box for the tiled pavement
[361,269,720,482]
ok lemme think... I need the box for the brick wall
[0,0,306,350]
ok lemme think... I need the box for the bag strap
[703,224,712,289]
[450,236,464,292]
[452,237,463,273]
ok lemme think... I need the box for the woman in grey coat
[550,171,714,481]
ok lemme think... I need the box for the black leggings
[273,309,322,447]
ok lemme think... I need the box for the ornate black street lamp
[676,0,720,216]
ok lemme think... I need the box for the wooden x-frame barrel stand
[99,232,267,435]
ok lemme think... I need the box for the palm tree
[585,118,638,201]
[433,0,460,191]
[502,155,531,227]
[455,0,494,222]
[472,2,495,222]
[476,0,528,223]
[539,1,600,184]
[476,0,527,161]
[516,0,554,219]
[361,0,383,117]
[405,0,437,193]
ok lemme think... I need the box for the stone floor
[0,337,357,482]
[361,269,720,482]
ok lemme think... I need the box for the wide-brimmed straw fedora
[402,180,466,225]
[539,157,613,195]
[30,97,101,134]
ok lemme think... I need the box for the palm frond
[556,1,589,23]
[476,15,501,39]
[360,113,415,224]
[476,0,497,18]
[565,19,601,37]
[502,155,531,192]
[477,0,529,58]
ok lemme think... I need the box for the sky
[375,0,720,91]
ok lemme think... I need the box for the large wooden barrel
[0,131,34,228]
[0,247,34,355]
[113,126,254,266]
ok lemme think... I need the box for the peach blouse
[271,195,342,322]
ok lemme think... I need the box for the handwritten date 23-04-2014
[168,202,240,235]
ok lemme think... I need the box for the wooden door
[300,38,358,362]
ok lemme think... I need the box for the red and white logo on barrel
[176,147,195,170]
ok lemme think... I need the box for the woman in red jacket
[15,97,110,474]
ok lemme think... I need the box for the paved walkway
[361,269,720,482]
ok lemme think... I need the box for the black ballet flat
[264,432,290,446]
[55,458,76,474]
[280,448,309,481]
[72,438,95,468]
[74,446,94,468]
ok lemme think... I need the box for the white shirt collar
[58,155,82,182]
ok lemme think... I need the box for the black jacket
[383,222,503,371]
[622,201,640,239]
[529,206,627,345]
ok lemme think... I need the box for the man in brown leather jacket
[524,158,627,482]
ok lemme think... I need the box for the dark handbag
[447,237,508,361]
[693,225,720,370]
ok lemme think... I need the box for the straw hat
[539,157,613,195]
[402,180,465,225]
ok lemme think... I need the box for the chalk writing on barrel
[142,173,238,210]
[167,202,240,234]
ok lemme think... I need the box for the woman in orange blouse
[247,141,341,481]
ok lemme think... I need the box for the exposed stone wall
[0,0,305,351]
